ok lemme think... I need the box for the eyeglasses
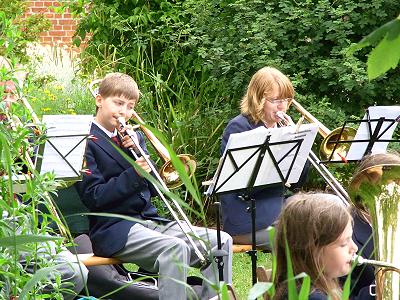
[266,98,293,105]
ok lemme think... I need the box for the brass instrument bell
[349,153,400,300]
[290,99,356,160]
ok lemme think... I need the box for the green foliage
[349,15,400,80]
[26,79,95,117]
[66,0,400,203]
[185,0,400,117]
[0,0,51,63]
[0,102,69,298]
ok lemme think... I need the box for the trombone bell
[160,154,196,189]
[319,127,357,161]
[289,99,356,161]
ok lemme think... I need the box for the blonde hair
[98,72,139,100]
[273,193,351,300]
[240,67,294,124]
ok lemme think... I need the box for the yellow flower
[42,107,51,112]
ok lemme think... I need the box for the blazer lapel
[91,124,134,170]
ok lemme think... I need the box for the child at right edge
[270,192,375,300]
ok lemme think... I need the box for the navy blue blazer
[219,114,309,236]
[75,123,166,257]
[343,212,375,299]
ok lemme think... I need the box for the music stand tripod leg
[239,194,258,286]
[213,201,227,282]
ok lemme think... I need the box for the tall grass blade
[0,235,62,247]
[285,236,298,300]
[19,263,67,300]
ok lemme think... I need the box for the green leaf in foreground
[348,16,400,80]
[367,25,400,80]
[247,282,273,300]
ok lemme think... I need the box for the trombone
[118,118,208,264]
[88,79,196,190]
[290,99,356,161]
[276,109,351,205]
[89,79,208,265]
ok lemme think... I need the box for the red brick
[30,7,47,13]
[61,36,72,42]
[50,30,66,37]
[58,19,75,25]
[34,1,45,7]
[62,25,74,31]
[41,36,53,43]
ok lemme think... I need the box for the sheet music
[39,115,92,180]
[206,124,318,195]
[346,106,400,161]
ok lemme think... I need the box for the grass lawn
[125,251,272,300]
[232,252,272,299]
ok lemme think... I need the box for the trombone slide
[117,118,208,265]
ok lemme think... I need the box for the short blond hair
[98,72,139,100]
[240,67,294,124]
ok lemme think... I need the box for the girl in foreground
[271,193,374,300]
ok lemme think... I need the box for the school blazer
[75,123,165,257]
[347,213,375,298]
[219,114,309,236]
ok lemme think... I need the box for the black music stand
[207,124,318,286]
[321,106,400,163]
[35,115,93,181]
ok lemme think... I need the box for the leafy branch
[349,14,400,80]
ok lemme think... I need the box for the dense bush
[185,0,400,119]
[68,0,400,214]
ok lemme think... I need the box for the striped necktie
[111,135,121,147]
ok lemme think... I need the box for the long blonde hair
[240,67,294,124]
[273,193,352,300]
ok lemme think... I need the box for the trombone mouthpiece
[276,111,285,120]
[118,117,126,127]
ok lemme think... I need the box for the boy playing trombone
[76,72,233,300]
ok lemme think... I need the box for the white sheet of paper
[207,124,318,195]
[39,115,92,179]
[346,106,400,161]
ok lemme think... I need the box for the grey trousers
[113,220,233,300]
[20,241,88,300]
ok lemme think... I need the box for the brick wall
[24,0,79,47]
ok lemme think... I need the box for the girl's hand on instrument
[135,156,152,174]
